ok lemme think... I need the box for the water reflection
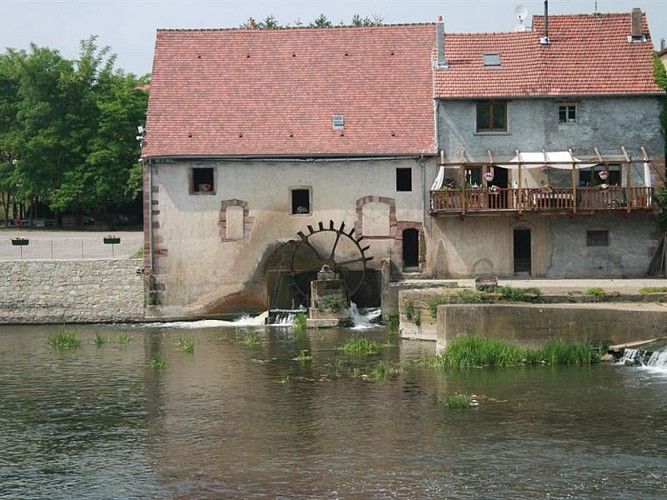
[0,322,665,498]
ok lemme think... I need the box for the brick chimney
[628,8,645,42]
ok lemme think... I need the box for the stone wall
[0,260,145,324]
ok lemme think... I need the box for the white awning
[498,151,597,170]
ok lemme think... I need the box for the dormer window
[483,53,501,67]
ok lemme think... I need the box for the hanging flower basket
[11,237,29,246]
[598,171,608,180]
[103,236,121,244]
[484,172,495,182]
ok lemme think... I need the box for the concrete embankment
[395,281,667,351]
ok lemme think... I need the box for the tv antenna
[514,4,528,32]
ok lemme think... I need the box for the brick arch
[219,199,253,242]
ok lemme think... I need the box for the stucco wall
[427,213,658,278]
[0,260,145,324]
[437,96,663,162]
[147,157,435,314]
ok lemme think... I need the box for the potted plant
[11,236,29,246]
[103,235,121,244]
[488,185,500,194]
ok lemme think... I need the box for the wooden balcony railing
[430,186,656,216]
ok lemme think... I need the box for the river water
[0,317,665,499]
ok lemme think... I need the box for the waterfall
[349,303,381,330]
[619,345,667,373]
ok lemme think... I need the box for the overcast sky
[1,0,665,75]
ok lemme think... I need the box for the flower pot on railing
[11,238,29,246]
[103,237,121,244]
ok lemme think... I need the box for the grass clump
[93,333,108,346]
[439,393,476,409]
[586,287,606,299]
[293,312,307,331]
[292,349,312,362]
[386,314,399,333]
[639,286,667,294]
[176,338,194,353]
[493,286,542,302]
[150,352,167,369]
[47,329,82,349]
[369,360,401,381]
[403,299,415,321]
[240,330,261,346]
[457,289,485,303]
[115,333,133,344]
[339,336,382,355]
[433,336,600,369]
[429,296,449,318]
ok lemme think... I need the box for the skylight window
[332,115,345,129]
[483,53,501,67]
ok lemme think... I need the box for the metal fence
[0,238,144,260]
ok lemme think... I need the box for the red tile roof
[434,12,663,99]
[144,25,437,158]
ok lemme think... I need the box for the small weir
[618,344,667,373]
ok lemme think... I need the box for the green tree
[310,14,333,28]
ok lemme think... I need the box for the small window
[396,168,412,192]
[476,102,507,132]
[332,115,345,129]
[192,168,214,194]
[559,104,577,123]
[483,53,501,67]
[587,230,609,247]
[291,188,311,215]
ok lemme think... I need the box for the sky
[1,0,666,75]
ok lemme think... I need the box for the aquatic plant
[639,286,667,294]
[433,336,600,369]
[177,338,194,353]
[293,312,308,331]
[429,296,449,318]
[150,352,167,369]
[370,360,401,381]
[532,340,599,365]
[292,349,312,362]
[47,329,82,349]
[93,333,108,346]
[439,393,476,409]
[241,330,261,346]
[386,314,399,333]
[339,336,382,355]
[438,336,525,368]
[115,333,133,344]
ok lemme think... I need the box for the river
[0,316,665,499]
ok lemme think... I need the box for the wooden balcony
[430,186,657,216]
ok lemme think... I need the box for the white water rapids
[619,346,667,375]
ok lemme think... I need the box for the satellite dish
[514,4,528,31]
[515,4,528,21]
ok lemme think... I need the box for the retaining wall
[436,303,667,353]
[0,260,145,324]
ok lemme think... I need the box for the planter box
[103,238,121,244]
[11,239,29,246]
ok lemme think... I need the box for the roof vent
[483,53,501,67]
[332,115,345,129]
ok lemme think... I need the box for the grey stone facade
[0,260,145,324]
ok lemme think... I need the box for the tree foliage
[0,37,148,226]
[241,13,383,29]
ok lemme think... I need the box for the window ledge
[473,131,511,136]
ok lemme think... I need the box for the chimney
[540,0,550,45]
[435,16,448,68]
[661,38,666,51]
[628,8,646,42]
[631,8,642,37]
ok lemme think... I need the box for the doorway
[513,228,531,275]
[402,228,419,269]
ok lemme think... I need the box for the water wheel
[290,220,373,299]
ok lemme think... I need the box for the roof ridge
[156,22,435,33]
